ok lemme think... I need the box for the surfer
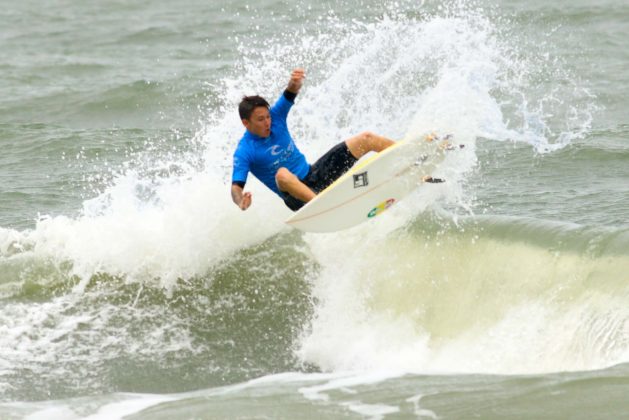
[231,68,395,211]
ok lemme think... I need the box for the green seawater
[0,0,628,418]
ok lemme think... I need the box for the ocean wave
[299,214,629,374]
[1,212,626,401]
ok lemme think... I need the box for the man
[231,68,395,211]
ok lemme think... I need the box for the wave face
[0,0,626,409]
[299,216,629,374]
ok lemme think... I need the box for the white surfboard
[285,135,458,233]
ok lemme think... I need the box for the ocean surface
[1,0,628,418]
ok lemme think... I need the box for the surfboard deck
[285,134,459,233]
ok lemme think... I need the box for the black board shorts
[282,142,357,211]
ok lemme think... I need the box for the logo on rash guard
[268,145,281,156]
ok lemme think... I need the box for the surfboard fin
[422,176,445,183]
[442,143,465,151]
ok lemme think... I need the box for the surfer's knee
[275,167,295,189]
[360,131,383,152]
[359,131,394,153]
[346,131,375,157]
[359,131,376,144]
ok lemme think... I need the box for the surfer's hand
[231,184,252,211]
[239,192,252,210]
[287,68,305,93]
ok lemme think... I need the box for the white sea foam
[299,225,629,374]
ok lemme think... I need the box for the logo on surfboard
[353,172,369,188]
[367,198,396,218]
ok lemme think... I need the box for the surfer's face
[243,107,271,138]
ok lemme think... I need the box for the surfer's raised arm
[286,68,305,94]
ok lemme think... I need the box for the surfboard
[285,134,459,232]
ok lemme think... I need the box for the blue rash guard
[232,92,310,197]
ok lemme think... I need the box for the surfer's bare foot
[424,133,460,149]
[424,133,438,142]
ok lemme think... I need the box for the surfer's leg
[275,167,316,203]
[345,131,395,159]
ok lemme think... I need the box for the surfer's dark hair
[239,95,270,120]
